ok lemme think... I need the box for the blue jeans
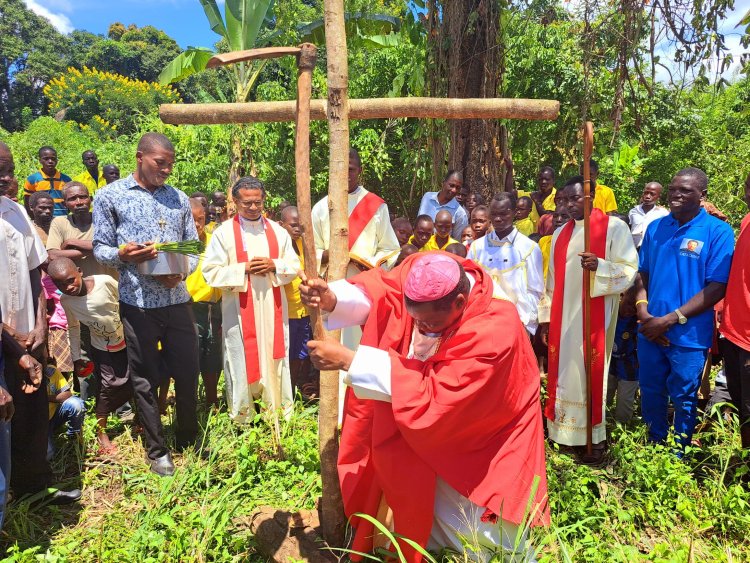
[638,336,707,448]
[0,373,10,530]
[47,397,86,460]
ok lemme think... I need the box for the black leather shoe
[48,489,82,505]
[148,453,175,476]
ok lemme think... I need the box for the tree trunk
[319,0,348,548]
[429,0,502,198]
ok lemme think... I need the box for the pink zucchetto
[404,253,461,303]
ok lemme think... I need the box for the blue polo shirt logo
[679,238,704,257]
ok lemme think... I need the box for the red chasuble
[545,209,609,426]
[348,191,384,250]
[232,215,285,383]
[338,253,550,562]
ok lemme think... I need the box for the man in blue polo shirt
[635,167,734,450]
[417,170,468,240]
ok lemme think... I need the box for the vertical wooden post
[294,43,324,339]
[319,0,349,547]
[582,121,594,457]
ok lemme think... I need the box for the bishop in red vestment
[302,252,549,562]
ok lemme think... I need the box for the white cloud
[23,0,74,34]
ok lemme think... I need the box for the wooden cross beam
[161,96,559,125]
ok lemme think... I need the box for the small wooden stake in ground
[318,0,349,548]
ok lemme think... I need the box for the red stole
[348,191,384,250]
[232,215,285,383]
[545,209,609,426]
[338,254,550,562]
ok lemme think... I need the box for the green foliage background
[2,0,749,222]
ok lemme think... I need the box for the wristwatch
[674,308,688,325]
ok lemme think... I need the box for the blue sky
[23,0,750,79]
[23,0,221,49]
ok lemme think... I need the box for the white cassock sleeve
[324,280,372,330]
[517,243,545,334]
[537,232,558,325]
[345,346,392,402]
[591,219,638,298]
[323,279,393,402]
[311,198,328,267]
[270,227,301,287]
[371,203,401,270]
[202,228,249,293]
[526,244,545,305]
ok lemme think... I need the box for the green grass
[2,398,749,562]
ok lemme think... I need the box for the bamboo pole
[319,0,348,547]
[160,97,560,125]
[582,121,594,458]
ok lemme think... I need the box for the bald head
[47,257,78,279]
[279,205,301,240]
[189,197,206,212]
[435,210,452,223]
[137,132,174,155]
[62,181,88,197]
[445,242,467,258]
[102,164,120,184]
[280,205,299,223]
[434,210,453,240]
[0,142,10,157]
[395,243,419,266]
[48,257,86,295]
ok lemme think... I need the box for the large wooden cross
[159,2,559,549]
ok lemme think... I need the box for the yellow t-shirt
[284,238,308,320]
[421,235,459,251]
[517,188,556,227]
[593,184,618,213]
[514,217,535,236]
[539,235,552,283]
[46,366,71,419]
[186,232,221,303]
[73,170,106,196]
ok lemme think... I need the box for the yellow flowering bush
[45,67,181,137]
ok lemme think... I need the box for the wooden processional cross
[160,6,559,546]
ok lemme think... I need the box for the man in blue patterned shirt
[93,133,201,476]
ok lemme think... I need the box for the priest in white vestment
[311,149,400,417]
[311,149,401,276]
[468,193,544,334]
[538,179,637,455]
[203,177,300,423]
